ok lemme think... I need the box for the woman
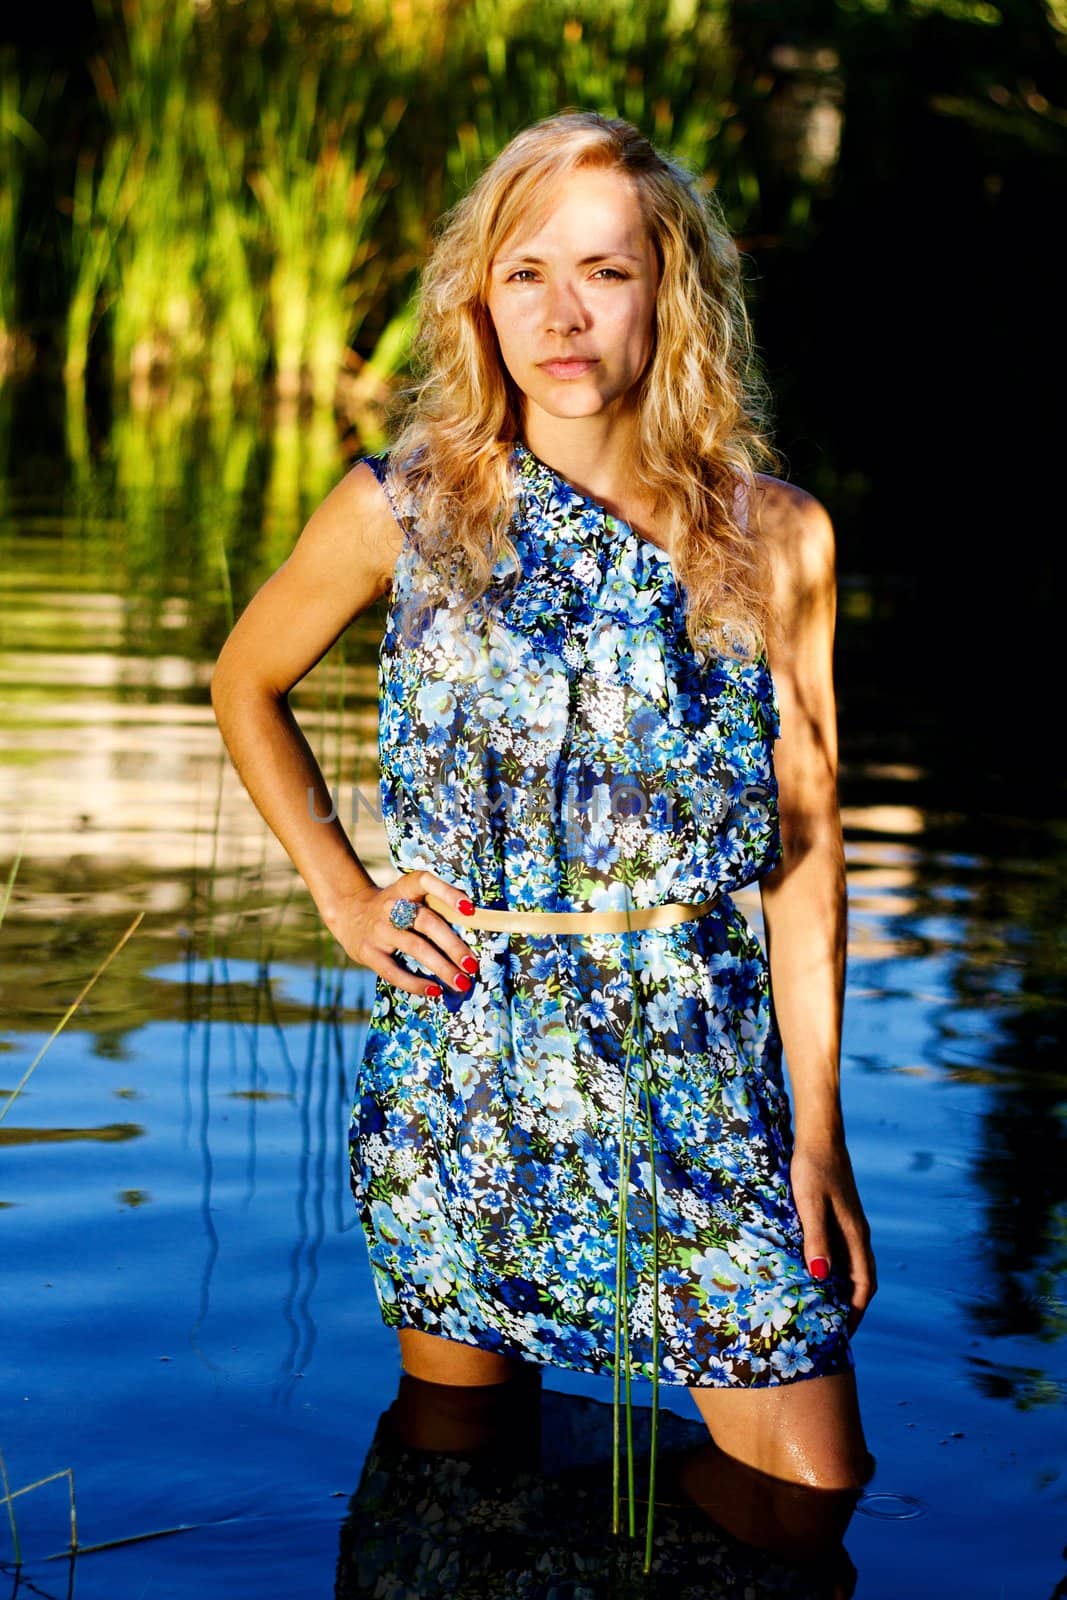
[211,111,876,1499]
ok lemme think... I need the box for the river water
[1,413,1064,1597]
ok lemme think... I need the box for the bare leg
[688,1369,872,1488]
[680,1371,874,1567]
[398,1326,532,1386]
[389,1331,542,1456]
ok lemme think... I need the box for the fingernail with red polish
[425,983,443,1000]
[460,955,479,974]
[809,1257,831,1281]
[454,972,471,991]
[457,898,475,916]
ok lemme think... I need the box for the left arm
[757,478,877,1334]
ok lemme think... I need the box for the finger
[387,924,475,993]
[836,1211,876,1288]
[374,948,447,1000]
[847,1274,876,1335]
[414,869,477,922]
[412,902,483,972]
[409,871,485,978]
[842,1236,877,1334]
[792,1184,834,1283]
[360,891,450,999]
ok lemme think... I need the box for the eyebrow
[494,252,643,267]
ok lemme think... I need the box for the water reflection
[0,1121,143,1147]
[335,1374,862,1598]
[838,795,1067,1376]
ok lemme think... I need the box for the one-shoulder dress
[348,440,854,1389]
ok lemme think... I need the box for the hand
[325,870,480,1001]
[790,1138,877,1336]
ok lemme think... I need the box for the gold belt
[424,890,718,934]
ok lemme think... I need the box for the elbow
[209,647,233,719]
[209,640,251,724]
[209,645,284,725]
[773,816,846,881]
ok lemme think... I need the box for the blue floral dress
[348,440,854,1389]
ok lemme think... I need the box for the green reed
[47,0,775,422]
[0,53,18,357]
[611,886,662,1573]
[80,0,204,389]
[65,125,133,386]
[245,63,401,409]
[0,911,145,1126]
[0,830,23,930]
[438,0,737,213]
[0,1443,77,1568]
[63,0,406,414]
[0,51,47,381]
[191,97,261,407]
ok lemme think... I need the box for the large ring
[388,896,420,932]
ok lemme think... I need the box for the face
[485,166,660,428]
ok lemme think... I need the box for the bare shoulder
[745,474,838,688]
[274,457,407,602]
[327,459,407,599]
[750,473,836,625]
[752,473,834,567]
[211,458,406,700]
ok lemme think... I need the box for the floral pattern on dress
[348,440,854,1389]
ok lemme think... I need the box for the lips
[538,358,598,378]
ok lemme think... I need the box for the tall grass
[0,50,46,381]
[0,53,18,358]
[69,0,245,392]
[63,0,412,414]
[246,68,403,409]
[65,124,138,386]
[48,0,784,422]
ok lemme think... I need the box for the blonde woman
[212,111,876,1508]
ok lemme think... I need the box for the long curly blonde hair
[382,110,782,662]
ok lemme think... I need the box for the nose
[543,278,588,336]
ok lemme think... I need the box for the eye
[593,268,627,280]
[506,269,539,282]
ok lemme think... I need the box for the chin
[533,388,611,419]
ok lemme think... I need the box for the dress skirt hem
[379,1292,856,1391]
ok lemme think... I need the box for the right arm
[209,461,477,999]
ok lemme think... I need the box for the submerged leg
[681,1371,873,1564]
[386,1360,543,1457]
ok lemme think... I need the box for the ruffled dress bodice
[370,441,782,914]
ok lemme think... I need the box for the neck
[519,406,641,518]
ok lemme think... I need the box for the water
[1,430,1064,1597]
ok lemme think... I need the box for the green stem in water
[623,884,662,1572]
[610,884,662,1566]
[638,1005,661,1573]
[612,1026,637,1537]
